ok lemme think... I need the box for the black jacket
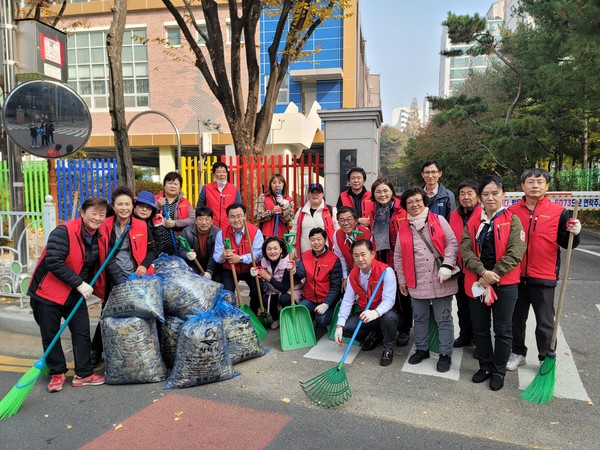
[178,224,221,276]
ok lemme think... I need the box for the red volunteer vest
[204,182,239,229]
[33,219,87,305]
[154,192,191,232]
[261,194,292,238]
[348,259,388,311]
[463,209,522,297]
[301,248,338,303]
[339,190,372,218]
[398,212,448,289]
[449,204,482,268]
[295,204,335,255]
[334,225,373,271]
[222,222,259,274]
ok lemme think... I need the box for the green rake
[300,270,386,408]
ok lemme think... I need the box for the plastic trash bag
[102,275,164,322]
[214,300,266,364]
[216,289,237,307]
[158,315,185,368]
[165,311,236,389]
[101,317,166,384]
[153,254,193,273]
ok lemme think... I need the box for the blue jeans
[299,299,334,328]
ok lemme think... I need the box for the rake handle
[337,268,387,367]
[549,200,579,350]
[246,231,266,313]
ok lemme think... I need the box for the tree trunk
[107,0,135,189]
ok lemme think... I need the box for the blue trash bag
[102,274,164,322]
[158,315,185,368]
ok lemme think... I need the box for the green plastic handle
[352,230,365,240]
[177,235,192,252]
[283,233,296,254]
[224,237,232,250]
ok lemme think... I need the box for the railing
[0,159,49,212]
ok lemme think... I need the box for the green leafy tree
[379,125,408,187]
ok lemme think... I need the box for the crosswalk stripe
[575,248,600,257]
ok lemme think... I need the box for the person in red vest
[254,173,295,238]
[334,239,398,366]
[448,180,482,352]
[291,183,339,257]
[296,227,342,330]
[461,175,526,391]
[153,171,195,255]
[213,203,264,313]
[28,197,109,393]
[506,168,581,371]
[336,167,372,227]
[91,186,157,366]
[394,187,459,373]
[197,161,242,230]
[333,206,374,290]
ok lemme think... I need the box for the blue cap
[308,183,324,193]
[135,191,157,210]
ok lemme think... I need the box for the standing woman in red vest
[197,162,242,230]
[461,175,526,391]
[394,187,459,373]
[254,173,295,238]
[154,171,194,255]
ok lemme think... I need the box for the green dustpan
[328,301,361,347]
[240,304,268,343]
[280,304,316,351]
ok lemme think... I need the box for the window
[265,74,289,105]
[67,28,149,109]
[166,27,181,46]
[197,24,209,45]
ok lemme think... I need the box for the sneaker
[506,352,526,371]
[453,335,473,348]
[490,373,505,391]
[408,349,430,365]
[472,369,491,383]
[47,374,66,393]
[270,320,280,330]
[72,373,105,387]
[437,354,452,372]
[396,332,410,347]
[380,349,394,367]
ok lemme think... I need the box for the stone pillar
[158,146,176,180]
[318,108,382,203]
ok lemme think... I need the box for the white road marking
[596,304,600,313]
[303,334,361,364]
[575,248,600,257]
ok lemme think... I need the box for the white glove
[438,266,453,283]
[250,267,259,277]
[203,272,212,280]
[276,195,284,204]
[186,251,197,261]
[334,326,344,345]
[567,218,581,235]
[280,199,290,208]
[360,309,379,323]
[286,259,296,274]
[315,303,329,315]
[77,282,93,300]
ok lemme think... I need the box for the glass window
[166,27,181,46]
[76,48,90,64]
[197,24,208,45]
[93,80,106,95]
[90,32,104,47]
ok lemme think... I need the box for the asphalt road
[0,229,598,449]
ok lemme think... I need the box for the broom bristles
[300,365,351,408]
[0,359,46,420]
[520,356,557,404]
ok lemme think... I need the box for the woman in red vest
[394,187,458,373]
[254,173,295,238]
[334,239,398,366]
[197,162,242,230]
[461,175,526,391]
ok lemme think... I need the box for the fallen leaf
[44,414,48,418]
[281,398,291,403]
[66,424,73,430]
[550,422,559,425]
[153,399,158,403]
[240,384,246,388]
[588,401,594,406]
[292,361,298,364]
[174,411,184,417]
[114,424,123,430]
[174,417,181,421]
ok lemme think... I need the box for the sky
[361,0,496,125]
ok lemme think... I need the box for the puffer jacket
[259,257,303,299]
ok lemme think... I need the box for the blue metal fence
[56,158,118,221]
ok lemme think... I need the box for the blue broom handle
[274,189,282,236]
[338,268,387,366]
[40,224,130,361]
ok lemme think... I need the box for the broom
[300,270,386,408]
[520,200,579,404]
[0,224,129,420]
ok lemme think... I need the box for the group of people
[28,120,54,149]
[29,160,581,394]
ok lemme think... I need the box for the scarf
[476,207,504,246]
[372,202,392,250]
[407,207,429,231]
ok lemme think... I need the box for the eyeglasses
[136,204,152,211]
[422,170,439,176]
[338,218,356,224]
[406,199,424,206]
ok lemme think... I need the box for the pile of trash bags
[100,255,266,388]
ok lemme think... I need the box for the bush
[134,180,163,195]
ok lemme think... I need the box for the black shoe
[472,369,491,383]
[380,349,394,367]
[396,332,410,347]
[490,373,505,391]
[91,350,103,368]
[453,335,473,348]
[437,354,451,372]
[473,349,479,359]
[361,330,383,352]
[408,349,430,365]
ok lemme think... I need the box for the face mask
[216,180,226,189]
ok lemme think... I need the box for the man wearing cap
[336,167,372,227]
[179,206,221,280]
[291,183,339,257]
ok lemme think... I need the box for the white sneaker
[506,352,526,371]
[270,320,280,330]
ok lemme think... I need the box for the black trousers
[343,310,399,351]
[31,295,94,377]
[455,274,473,339]
[264,292,291,320]
[222,270,261,314]
[512,283,555,360]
